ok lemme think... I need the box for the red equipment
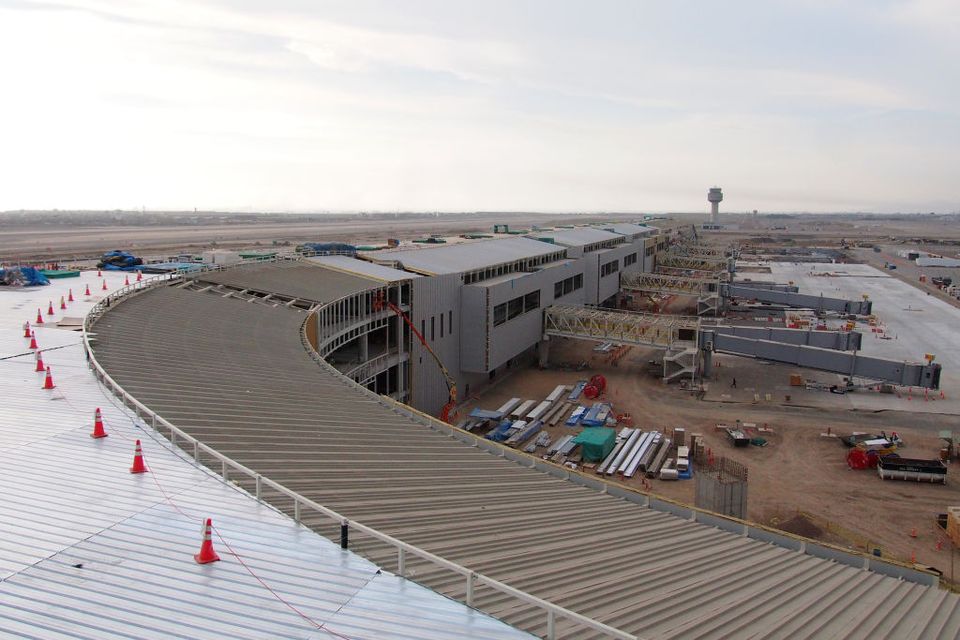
[583,374,607,399]
[373,292,457,423]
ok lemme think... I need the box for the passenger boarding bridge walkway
[622,271,873,317]
[542,304,941,388]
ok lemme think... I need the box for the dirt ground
[463,336,960,579]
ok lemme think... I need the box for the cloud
[0,0,956,213]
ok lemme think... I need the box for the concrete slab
[763,262,960,414]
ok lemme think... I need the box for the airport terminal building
[302,223,661,415]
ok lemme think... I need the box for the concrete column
[701,347,713,378]
[538,337,550,368]
[359,332,369,361]
[396,305,405,394]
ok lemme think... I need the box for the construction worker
[731,377,737,388]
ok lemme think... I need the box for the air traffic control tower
[708,186,723,225]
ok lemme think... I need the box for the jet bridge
[622,271,871,316]
[621,271,724,315]
[725,284,873,315]
[657,253,735,274]
[541,305,941,388]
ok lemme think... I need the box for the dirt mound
[777,514,824,540]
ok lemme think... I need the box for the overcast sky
[0,0,957,213]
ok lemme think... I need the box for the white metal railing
[83,272,639,640]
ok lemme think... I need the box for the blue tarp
[98,251,143,271]
[568,381,587,401]
[581,403,611,427]
[565,406,586,426]
[485,419,515,442]
[0,266,50,286]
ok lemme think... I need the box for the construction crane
[373,292,458,423]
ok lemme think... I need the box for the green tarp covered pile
[573,427,616,462]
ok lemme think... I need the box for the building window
[624,253,638,267]
[430,316,435,341]
[440,313,444,338]
[523,291,540,312]
[554,274,584,299]
[601,259,620,277]
[493,291,541,327]
[507,296,524,321]
[494,303,507,326]
[645,246,655,257]
[421,319,425,339]
[448,310,453,335]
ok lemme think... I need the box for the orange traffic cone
[97,269,102,277]
[91,407,107,439]
[68,288,75,302]
[130,440,147,473]
[84,284,92,296]
[29,331,38,350]
[47,301,54,315]
[194,518,220,564]
[102,279,108,291]
[36,308,44,324]
[910,528,917,538]
[35,352,45,372]
[136,271,142,282]
[23,321,31,338]
[60,296,67,310]
[124,275,130,286]
[42,366,55,390]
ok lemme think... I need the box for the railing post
[255,474,262,501]
[547,609,556,640]
[221,460,228,481]
[397,548,406,577]
[465,571,475,607]
[294,498,301,524]
[193,440,199,461]
[340,519,349,549]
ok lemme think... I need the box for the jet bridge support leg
[538,337,550,368]
[701,346,713,378]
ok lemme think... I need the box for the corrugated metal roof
[0,274,533,640]
[533,228,623,248]
[367,237,563,275]
[86,267,960,639]
[192,260,379,303]
[600,223,658,238]
[306,255,421,282]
